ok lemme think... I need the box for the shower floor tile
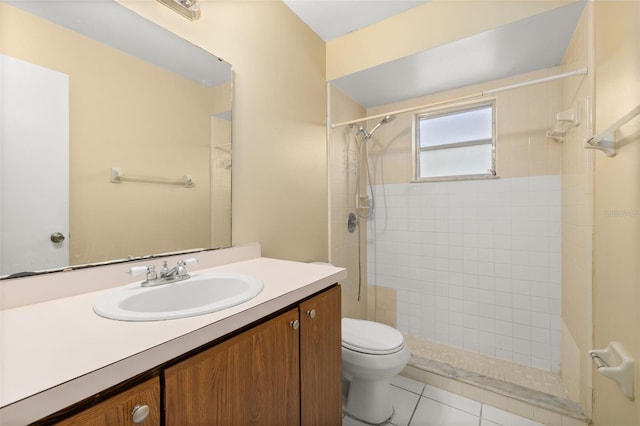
[404,335,567,399]
[401,335,587,423]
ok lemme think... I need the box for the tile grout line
[406,383,425,426]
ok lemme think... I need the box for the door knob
[290,319,300,330]
[50,232,65,243]
[306,309,317,319]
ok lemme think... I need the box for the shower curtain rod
[330,67,588,129]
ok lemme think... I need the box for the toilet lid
[341,318,405,355]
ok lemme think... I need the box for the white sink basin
[94,272,263,321]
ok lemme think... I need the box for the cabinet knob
[290,319,300,330]
[131,404,150,424]
[306,309,317,319]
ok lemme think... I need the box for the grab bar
[585,105,640,157]
[110,166,195,188]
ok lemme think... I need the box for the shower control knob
[306,309,317,319]
[131,404,150,423]
[290,320,300,330]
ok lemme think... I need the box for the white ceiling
[283,0,587,108]
[282,0,431,42]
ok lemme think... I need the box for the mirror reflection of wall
[0,2,232,277]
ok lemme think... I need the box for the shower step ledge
[407,354,589,423]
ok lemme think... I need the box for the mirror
[0,0,232,278]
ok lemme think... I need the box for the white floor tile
[480,419,502,426]
[389,385,421,426]
[422,384,482,416]
[481,405,544,426]
[411,397,481,426]
[343,375,546,426]
[392,375,426,395]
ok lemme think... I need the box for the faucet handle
[128,266,149,276]
[176,258,198,278]
[128,265,157,281]
[178,257,198,267]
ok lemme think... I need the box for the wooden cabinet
[165,285,341,425]
[300,285,342,425]
[55,377,160,426]
[165,308,300,425]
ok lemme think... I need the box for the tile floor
[343,375,545,426]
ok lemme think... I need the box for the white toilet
[341,317,411,424]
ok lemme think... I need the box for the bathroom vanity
[0,244,346,425]
[165,285,341,425]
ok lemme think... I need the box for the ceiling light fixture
[157,0,201,21]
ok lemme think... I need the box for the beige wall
[210,82,233,248]
[328,85,368,318]
[330,67,565,327]
[1,3,218,265]
[591,1,640,424]
[209,79,233,249]
[365,68,563,182]
[117,0,328,263]
[559,2,594,415]
[211,115,232,248]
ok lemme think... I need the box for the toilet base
[343,408,394,426]
[344,377,394,425]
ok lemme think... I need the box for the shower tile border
[402,357,589,425]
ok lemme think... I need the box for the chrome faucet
[128,257,198,287]
[159,259,191,281]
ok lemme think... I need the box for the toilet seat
[342,318,405,355]
[341,318,410,424]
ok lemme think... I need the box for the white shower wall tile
[368,176,561,373]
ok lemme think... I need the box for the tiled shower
[330,2,596,419]
[328,65,568,378]
[367,176,562,372]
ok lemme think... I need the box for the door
[0,54,69,276]
[165,308,300,425]
[300,285,342,425]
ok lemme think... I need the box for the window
[415,101,495,180]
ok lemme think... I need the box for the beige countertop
[0,249,346,425]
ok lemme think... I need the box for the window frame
[413,99,497,182]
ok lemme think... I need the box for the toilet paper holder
[589,341,634,400]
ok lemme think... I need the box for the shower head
[380,115,396,124]
[351,115,396,141]
[366,115,396,140]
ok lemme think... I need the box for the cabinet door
[55,377,160,426]
[165,308,300,425]
[299,285,342,425]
